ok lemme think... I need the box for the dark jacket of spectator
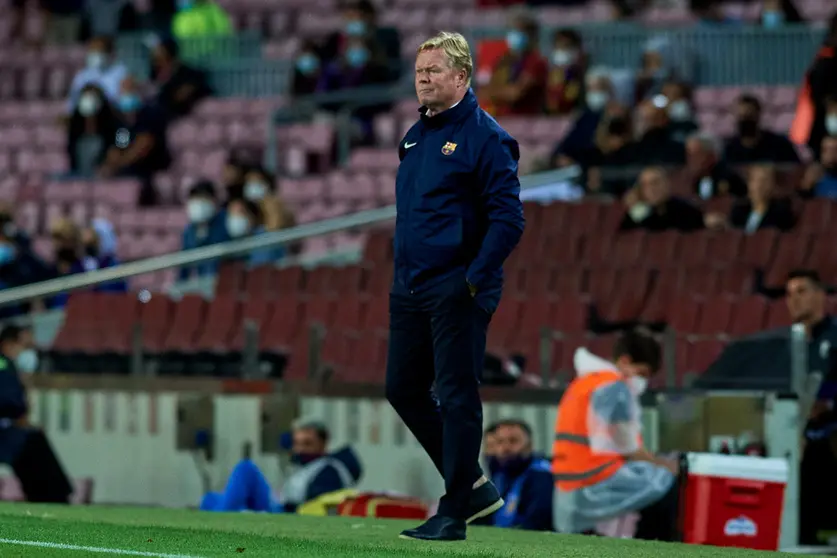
[0,355,26,422]
[150,36,211,119]
[693,162,747,199]
[620,197,705,232]
[806,18,837,159]
[729,198,795,232]
[723,129,800,165]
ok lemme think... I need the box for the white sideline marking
[0,538,205,557]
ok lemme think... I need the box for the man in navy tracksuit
[387,31,525,541]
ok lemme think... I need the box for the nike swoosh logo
[404,142,417,149]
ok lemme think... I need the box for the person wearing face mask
[317,37,387,94]
[685,132,746,200]
[553,331,680,540]
[322,1,401,83]
[67,85,120,178]
[200,422,362,514]
[149,36,211,120]
[798,14,837,160]
[481,420,553,531]
[550,68,617,170]
[226,198,286,266]
[292,41,323,98]
[706,164,794,233]
[544,29,585,116]
[79,218,128,292]
[480,10,547,117]
[0,210,53,319]
[0,325,74,504]
[635,36,696,102]
[760,0,802,28]
[620,166,704,232]
[99,77,172,193]
[660,80,698,142]
[625,98,686,166]
[179,181,229,280]
[66,36,127,115]
[723,94,800,164]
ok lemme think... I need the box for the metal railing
[0,166,581,309]
[467,24,824,86]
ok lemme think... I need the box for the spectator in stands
[226,198,285,266]
[705,165,795,233]
[760,0,803,27]
[49,219,82,278]
[80,218,127,292]
[171,0,232,42]
[67,85,120,178]
[179,181,229,280]
[0,325,73,504]
[723,94,800,164]
[99,76,172,189]
[242,166,277,204]
[619,166,704,232]
[690,0,738,25]
[0,211,52,319]
[629,97,687,164]
[586,109,637,195]
[544,29,586,116]
[480,9,548,116]
[66,36,128,114]
[550,67,619,169]
[82,0,139,37]
[149,36,211,120]
[485,420,553,531]
[200,421,362,514]
[323,1,401,82]
[800,136,837,198]
[143,0,177,35]
[292,41,324,98]
[317,36,389,94]
[660,81,698,142]
[685,132,746,199]
[805,15,837,160]
[40,0,84,45]
[635,37,696,102]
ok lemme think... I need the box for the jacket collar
[419,88,477,128]
[573,347,621,378]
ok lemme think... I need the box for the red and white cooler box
[682,452,788,551]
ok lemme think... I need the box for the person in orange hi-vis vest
[551,330,681,540]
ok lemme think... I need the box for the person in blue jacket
[179,180,229,280]
[200,421,362,513]
[486,420,553,531]
[386,31,525,542]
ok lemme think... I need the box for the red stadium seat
[161,295,207,353]
[193,297,241,352]
[728,296,768,336]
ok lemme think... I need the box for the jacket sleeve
[0,362,28,421]
[467,133,525,289]
[516,471,555,531]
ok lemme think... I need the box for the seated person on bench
[551,331,680,541]
[0,325,73,503]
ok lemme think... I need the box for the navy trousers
[385,273,490,519]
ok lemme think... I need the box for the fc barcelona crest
[441,142,457,155]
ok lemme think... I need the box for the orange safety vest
[551,370,640,491]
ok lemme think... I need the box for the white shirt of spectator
[698,176,714,200]
[67,61,129,113]
[827,114,837,136]
[744,210,764,234]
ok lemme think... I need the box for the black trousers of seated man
[1,427,73,504]
[386,274,491,520]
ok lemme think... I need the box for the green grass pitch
[0,503,825,557]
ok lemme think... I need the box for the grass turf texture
[0,503,826,557]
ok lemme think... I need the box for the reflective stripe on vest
[551,370,625,491]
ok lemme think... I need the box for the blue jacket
[491,455,554,531]
[179,211,230,280]
[394,89,524,312]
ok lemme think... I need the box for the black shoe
[399,515,466,541]
[467,480,504,524]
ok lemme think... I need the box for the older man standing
[386,31,525,541]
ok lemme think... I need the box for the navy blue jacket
[0,355,27,421]
[491,454,554,531]
[394,89,525,312]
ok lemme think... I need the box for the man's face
[786,277,825,324]
[415,48,465,110]
[639,169,669,206]
[493,424,531,463]
[685,137,714,170]
[292,427,326,457]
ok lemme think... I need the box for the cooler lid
[687,452,788,483]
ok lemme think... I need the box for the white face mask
[226,215,251,238]
[826,114,837,136]
[187,199,215,224]
[628,375,648,396]
[78,93,101,117]
[586,91,608,111]
[628,202,651,222]
[551,49,577,67]
[16,349,39,374]
[244,181,268,201]
[87,52,106,70]
[668,100,691,122]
